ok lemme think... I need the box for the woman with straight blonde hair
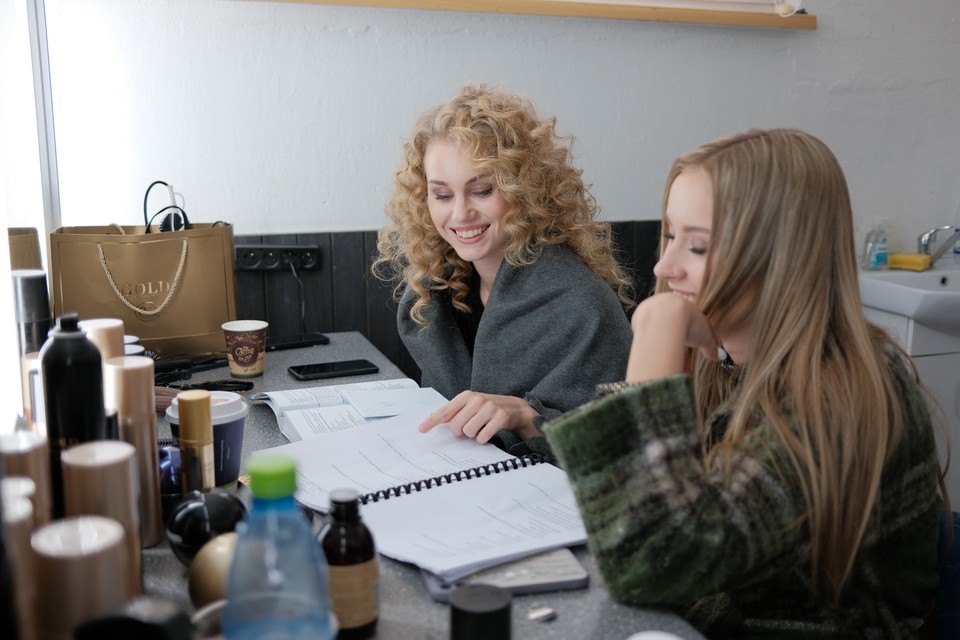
[545,128,945,637]
[374,85,634,458]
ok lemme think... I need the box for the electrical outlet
[235,244,320,271]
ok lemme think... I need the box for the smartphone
[288,359,379,381]
[420,548,589,603]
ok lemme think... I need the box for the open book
[250,377,446,441]
[256,407,588,582]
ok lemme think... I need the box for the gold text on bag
[97,239,187,317]
[49,224,237,357]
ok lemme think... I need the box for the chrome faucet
[918,225,960,266]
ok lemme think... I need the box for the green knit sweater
[544,356,942,638]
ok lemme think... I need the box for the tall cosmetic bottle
[104,356,164,547]
[40,313,106,518]
[81,318,126,441]
[0,457,23,640]
[13,270,52,432]
[176,390,215,494]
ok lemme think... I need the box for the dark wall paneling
[299,232,334,334]
[610,220,661,301]
[234,234,267,322]
[362,231,421,381]
[234,221,659,384]
[235,232,334,339]
[266,233,304,337]
[634,220,661,298]
[330,233,367,332]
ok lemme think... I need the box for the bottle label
[870,237,888,270]
[328,559,378,628]
[872,248,888,269]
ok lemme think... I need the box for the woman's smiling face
[424,138,509,280]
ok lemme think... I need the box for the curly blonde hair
[373,84,635,326]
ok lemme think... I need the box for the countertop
[143,331,706,640]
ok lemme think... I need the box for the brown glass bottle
[320,488,378,639]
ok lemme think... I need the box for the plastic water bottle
[222,455,336,639]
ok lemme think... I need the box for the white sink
[858,265,960,335]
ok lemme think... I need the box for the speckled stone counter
[144,331,706,640]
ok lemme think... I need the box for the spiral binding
[359,452,546,505]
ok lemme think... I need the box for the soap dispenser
[861,223,889,270]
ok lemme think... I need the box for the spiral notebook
[356,449,545,504]
[258,407,588,582]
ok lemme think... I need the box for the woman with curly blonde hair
[374,84,634,458]
[545,129,946,637]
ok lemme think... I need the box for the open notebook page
[255,408,587,580]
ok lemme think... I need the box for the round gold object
[188,532,238,609]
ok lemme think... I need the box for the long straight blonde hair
[660,129,907,599]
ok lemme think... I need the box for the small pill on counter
[528,606,556,622]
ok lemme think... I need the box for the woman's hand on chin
[627,293,718,383]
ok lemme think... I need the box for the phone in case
[420,547,589,603]
[287,359,379,381]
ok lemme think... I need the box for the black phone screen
[288,359,379,381]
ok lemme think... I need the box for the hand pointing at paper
[418,391,541,444]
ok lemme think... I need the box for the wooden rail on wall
[279,0,817,30]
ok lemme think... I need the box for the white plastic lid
[165,390,249,426]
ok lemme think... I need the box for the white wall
[11,0,960,253]
[2,0,44,230]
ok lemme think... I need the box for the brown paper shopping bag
[49,223,237,357]
[8,227,43,270]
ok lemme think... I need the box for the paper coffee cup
[166,391,249,488]
[221,320,268,377]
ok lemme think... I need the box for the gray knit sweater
[544,354,942,638]
[398,244,633,455]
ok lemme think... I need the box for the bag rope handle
[96,239,188,316]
